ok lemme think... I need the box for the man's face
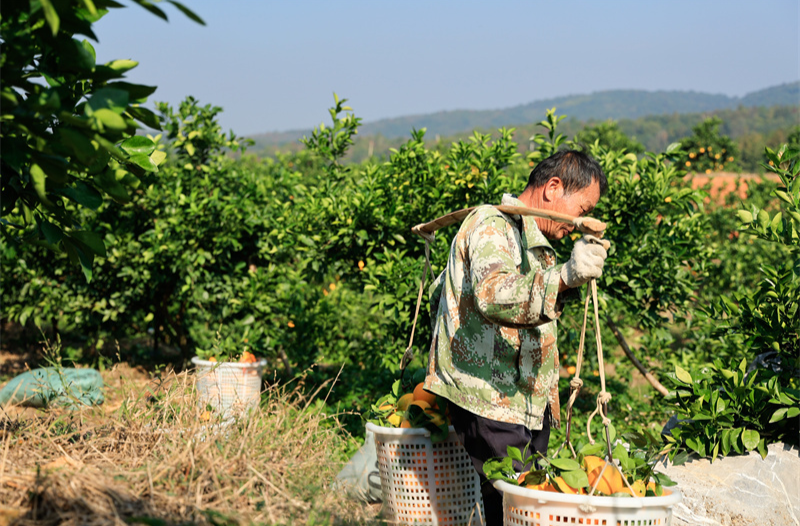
[541,179,601,240]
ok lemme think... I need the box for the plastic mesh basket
[191,357,266,419]
[493,480,681,526]
[366,422,485,526]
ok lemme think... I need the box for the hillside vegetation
[251,81,799,147]
[255,104,799,173]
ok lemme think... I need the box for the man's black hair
[524,149,608,196]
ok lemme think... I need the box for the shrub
[664,144,800,459]
[0,0,202,280]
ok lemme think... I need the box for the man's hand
[560,235,609,288]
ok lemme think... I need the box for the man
[423,149,609,524]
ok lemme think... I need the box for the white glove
[561,235,610,288]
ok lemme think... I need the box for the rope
[565,293,591,413]
[399,234,434,377]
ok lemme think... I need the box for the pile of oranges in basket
[369,375,452,442]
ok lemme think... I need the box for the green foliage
[0,0,202,281]
[5,90,795,451]
[300,94,361,175]
[574,120,645,154]
[484,428,675,495]
[255,103,798,175]
[677,117,740,174]
[665,144,800,459]
[584,141,708,332]
[157,97,250,171]
[664,360,799,461]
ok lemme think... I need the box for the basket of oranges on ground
[485,426,681,526]
[365,370,485,526]
[192,333,266,421]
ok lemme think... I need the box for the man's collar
[499,194,553,250]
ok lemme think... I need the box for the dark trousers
[449,402,551,526]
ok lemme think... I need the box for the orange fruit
[400,419,412,428]
[413,383,437,405]
[378,403,394,411]
[396,393,415,411]
[208,356,217,362]
[583,456,625,495]
[240,351,257,363]
[622,479,645,497]
[552,476,584,494]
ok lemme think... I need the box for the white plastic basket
[493,480,681,526]
[366,422,485,526]
[191,357,266,419]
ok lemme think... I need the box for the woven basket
[191,357,266,419]
[493,480,681,526]
[366,422,485,526]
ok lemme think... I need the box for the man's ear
[542,177,564,202]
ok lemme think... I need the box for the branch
[604,316,669,396]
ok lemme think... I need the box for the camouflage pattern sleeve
[468,215,564,327]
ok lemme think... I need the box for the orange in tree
[413,382,437,405]
[240,351,257,363]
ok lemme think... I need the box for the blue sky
[93,0,800,136]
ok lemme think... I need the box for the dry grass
[0,364,382,525]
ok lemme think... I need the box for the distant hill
[250,81,799,147]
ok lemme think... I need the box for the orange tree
[664,144,800,460]
[677,117,740,174]
[574,120,645,155]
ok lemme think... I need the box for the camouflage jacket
[424,194,576,430]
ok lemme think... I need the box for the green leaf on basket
[561,469,589,489]
[549,458,581,472]
[578,442,605,456]
[520,470,547,486]
[507,446,523,464]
